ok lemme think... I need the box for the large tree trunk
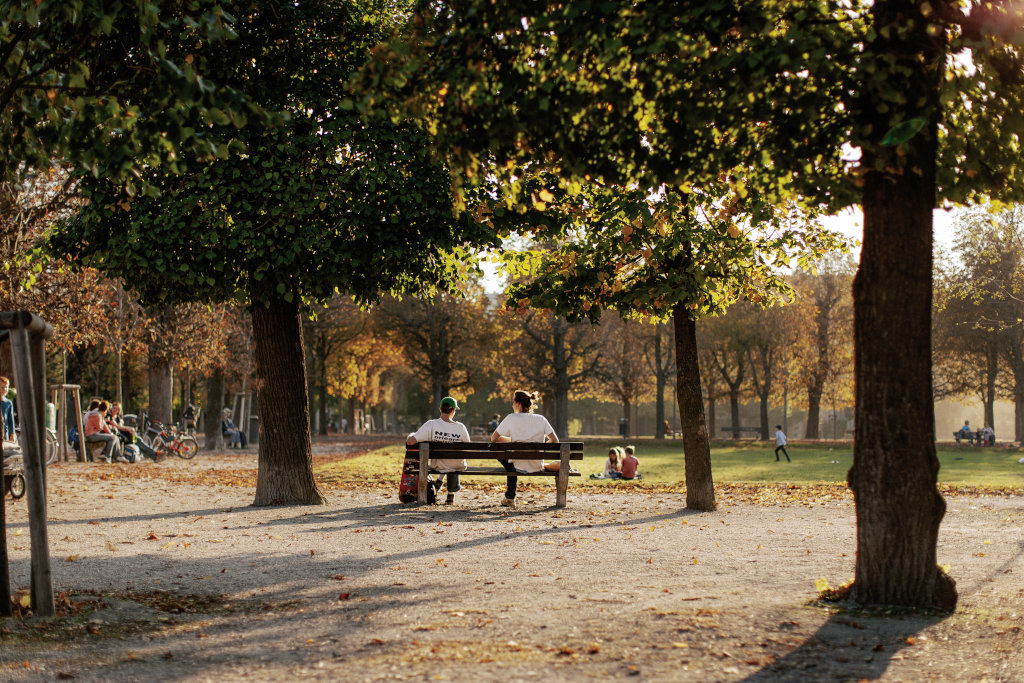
[673,305,715,511]
[655,370,667,439]
[847,0,955,610]
[758,394,769,442]
[148,349,172,425]
[251,298,324,506]
[805,382,822,440]
[204,368,225,450]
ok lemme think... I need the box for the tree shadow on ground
[740,608,948,682]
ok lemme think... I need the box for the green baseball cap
[440,396,459,411]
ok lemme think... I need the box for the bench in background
[406,441,583,507]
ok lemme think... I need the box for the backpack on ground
[398,456,435,504]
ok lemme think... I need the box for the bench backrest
[406,441,584,460]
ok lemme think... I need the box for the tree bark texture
[204,368,225,450]
[251,298,324,506]
[848,0,955,610]
[804,383,822,440]
[673,305,715,511]
[147,350,172,425]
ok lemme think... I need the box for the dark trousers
[775,445,791,462]
[434,472,461,493]
[499,459,518,499]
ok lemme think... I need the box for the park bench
[405,441,583,507]
[719,426,762,438]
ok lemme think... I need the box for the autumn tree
[304,297,370,435]
[641,320,675,439]
[492,309,605,439]
[941,205,1024,440]
[375,287,496,411]
[52,1,496,505]
[503,186,840,508]
[789,256,856,439]
[597,314,654,439]
[362,0,1024,608]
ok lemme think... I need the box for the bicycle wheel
[176,435,199,460]
[45,429,58,465]
[8,473,25,499]
[150,436,166,459]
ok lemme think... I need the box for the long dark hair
[513,389,537,413]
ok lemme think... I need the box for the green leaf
[880,117,927,147]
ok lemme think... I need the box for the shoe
[569,467,580,475]
[115,456,129,463]
[500,496,516,508]
[445,493,455,505]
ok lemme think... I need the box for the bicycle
[138,411,198,460]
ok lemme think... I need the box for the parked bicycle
[137,411,198,460]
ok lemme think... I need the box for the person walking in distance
[406,396,469,505]
[774,424,791,462]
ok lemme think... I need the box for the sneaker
[500,496,516,508]
[114,456,129,463]
[445,493,455,505]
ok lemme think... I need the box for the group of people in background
[591,445,641,480]
[83,399,161,463]
[955,420,995,447]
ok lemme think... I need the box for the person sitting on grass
[591,447,624,480]
[619,445,641,480]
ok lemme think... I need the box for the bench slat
[424,467,581,477]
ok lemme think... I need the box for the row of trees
[7,0,1024,609]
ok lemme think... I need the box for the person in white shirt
[490,389,563,508]
[774,425,791,462]
[407,396,470,505]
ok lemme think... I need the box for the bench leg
[556,444,570,508]
[417,444,429,504]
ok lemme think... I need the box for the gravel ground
[1,451,1022,682]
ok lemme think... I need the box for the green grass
[317,438,1024,490]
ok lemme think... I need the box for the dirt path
[2,452,1022,682]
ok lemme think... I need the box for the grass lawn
[317,437,1024,490]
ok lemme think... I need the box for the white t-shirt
[495,412,556,473]
[409,418,470,472]
[775,430,787,446]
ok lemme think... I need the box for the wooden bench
[719,426,762,438]
[405,441,583,507]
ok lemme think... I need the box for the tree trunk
[728,392,741,439]
[655,370,666,439]
[805,382,822,440]
[759,394,770,442]
[984,345,997,432]
[318,379,329,437]
[706,389,716,438]
[847,0,955,610]
[673,305,715,511]
[551,321,570,439]
[251,298,324,506]
[204,368,225,450]
[1013,369,1024,444]
[621,399,631,439]
[148,349,172,425]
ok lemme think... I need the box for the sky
[821,207,960,259]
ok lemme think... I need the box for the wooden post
[556,443,570,508]
[1,433,10,616]
[9,317,54,616]
[417,442,430,504]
